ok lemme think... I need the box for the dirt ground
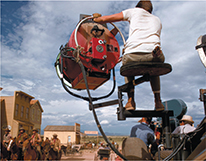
[61,149,117,161]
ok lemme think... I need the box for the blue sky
[1,1,206,135]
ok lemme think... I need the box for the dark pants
[19,147,24,160]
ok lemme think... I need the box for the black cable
[163,125,205,161]
[59,47,116,102]
[163,137,186,161]
[59,51,90,101]
[59,46,127,160]
[77,59,128,161]
[96,68,116,100]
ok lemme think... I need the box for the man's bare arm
[93,12,124,24]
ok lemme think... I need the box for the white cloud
[100,120,109,125]
[43,99,89,114]
[2,85,19,93]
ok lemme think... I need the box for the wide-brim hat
[32,128,38,132]
[181,115,194,124]
[53,133,58,137]
[19,127,25,131]
[196,34,206,68]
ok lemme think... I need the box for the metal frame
[117,74,174,149]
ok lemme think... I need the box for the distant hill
[103,131,129,136]
[41,129,128,136]
[85,131,128,136]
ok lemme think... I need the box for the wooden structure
[1,91,43,141]
[30,100,44,132]
[44,123,81,145]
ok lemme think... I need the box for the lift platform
[92,61,173,150]
[117,61,172,120]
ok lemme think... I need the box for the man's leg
[150,76,164,111]
[19,147,23,160]
[122,54,137,110]
[124,76,136,110]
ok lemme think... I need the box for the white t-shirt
[122,7,162,54]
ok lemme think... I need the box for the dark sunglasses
[180,120,185,123]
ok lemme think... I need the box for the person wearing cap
[30,128,42,159]
[130,117,155,147]
[172,115,196,134]
[17,127,28,147]
[50,133,61,158]
[93,0,165,111]
[130,117,157,158]
[3,128,12,147]
[98,142,105,150]
[16,127,28,160]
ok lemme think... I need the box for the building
[44,123,81,145]
[30,100,43,133]
[1,91,43,141]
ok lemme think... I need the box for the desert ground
[61,149,117,161]
[61,135,127,161]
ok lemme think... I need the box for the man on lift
[94,0,165,111]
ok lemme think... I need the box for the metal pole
[162,111,171,148]
[158,144,164,161]
[199,89,206,115]
[117,88,125,120]
[203,95,206,116]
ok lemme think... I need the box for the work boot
[155,102,165,111]
[125,88,136,110]
[125,97,136,110]
[154,92,164,111]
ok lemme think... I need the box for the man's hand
[93,13,103,23]
[152,46,162,58]
[93,13,102,18]
[93,17,103,23]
